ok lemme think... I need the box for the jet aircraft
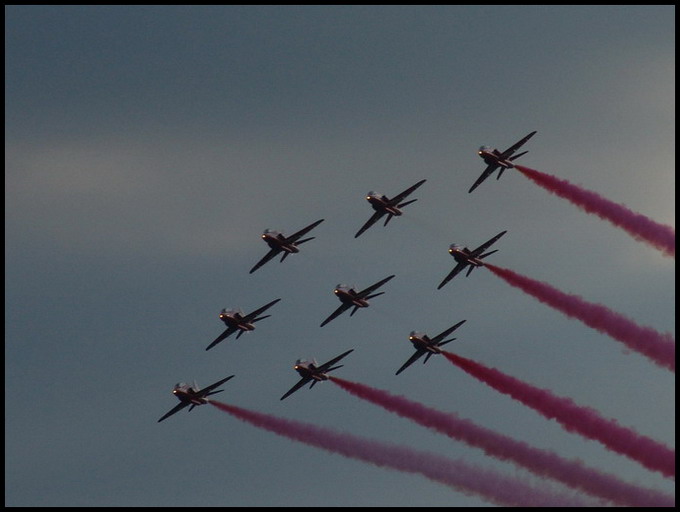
[320,274,395,327]
[249,218,325,274]
[280,349,354,400]
[395,320,467,375]
[206,298,281,350]
[468,131,537,193]
[437,230,507,289]
[355,179,427,238]
[158,375,234,422]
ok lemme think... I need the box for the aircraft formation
[158,131,535,422]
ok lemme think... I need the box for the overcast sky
[5,5,674,507]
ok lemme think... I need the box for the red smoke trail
[485,263,675,372]
[210,400,591,507]
[442,352,675,479]
[514,165,675,258]
[330,377,673,507]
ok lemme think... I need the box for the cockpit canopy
[173,382,191,393]
[262,229,280,237]
[220,308,242,316]
[294,358,317,369]
[449,243,462,252]
[409,331,426,340]
[478,145,491,154]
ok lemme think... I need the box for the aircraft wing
[468,163,498,194]
[249,247,281,274]
[437,262,467,290]
[243,298,282,322]
[285,218,325,243]
[390,179,427,204]
[395,349,426,375]
[199,375,235,396]
[431,319,467,343]
[318,349,354,372]
[206,325,239,351]
[354,210,385,238]
[357,274,396,298]
[157,401,189,423]
[280,376,312,400]
[470,230,507,257]
[500,130,537,158]
[320,303,352,327]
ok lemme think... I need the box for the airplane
[355,179,427,238]
[395,320,467,375]
[206,298,281,350]
[280,349,354,400]
[437,230,507,290]
[158,375,234,422]
[468,131,537,193]
[249,218,325,274]
[320,275,395,327]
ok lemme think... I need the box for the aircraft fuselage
[449,247,484,267]
[367,195,402,216]
[408,334,442,354]
[478,150,513,169]
[294,364,328,381]
[334,288,369,308]
[220,312,255,331]
[262,233,299,253]
[172,387,208,406]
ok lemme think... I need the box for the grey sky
[5,5,674,507]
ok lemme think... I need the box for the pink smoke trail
[442,352,675,479]
[514,165,675,258]
[330,377,673,506]
[485,263,675,372]
[210,400,591,507]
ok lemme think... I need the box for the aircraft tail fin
[280,252,289,262]
[397,198,417,208]
[465,265,476,277]
[206,389,224,397]
[497,168,506,179]
[384,214,394,226]
[236,329,245,339]
[438,338,456,347]
[296,236,315,245]
[189,404,197,412]
[479,249,499,260]
[424,352,434,363]
[350,305,361,316]
[252,314,271,323]
[364,291,385,300]
[510,150,528,161]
